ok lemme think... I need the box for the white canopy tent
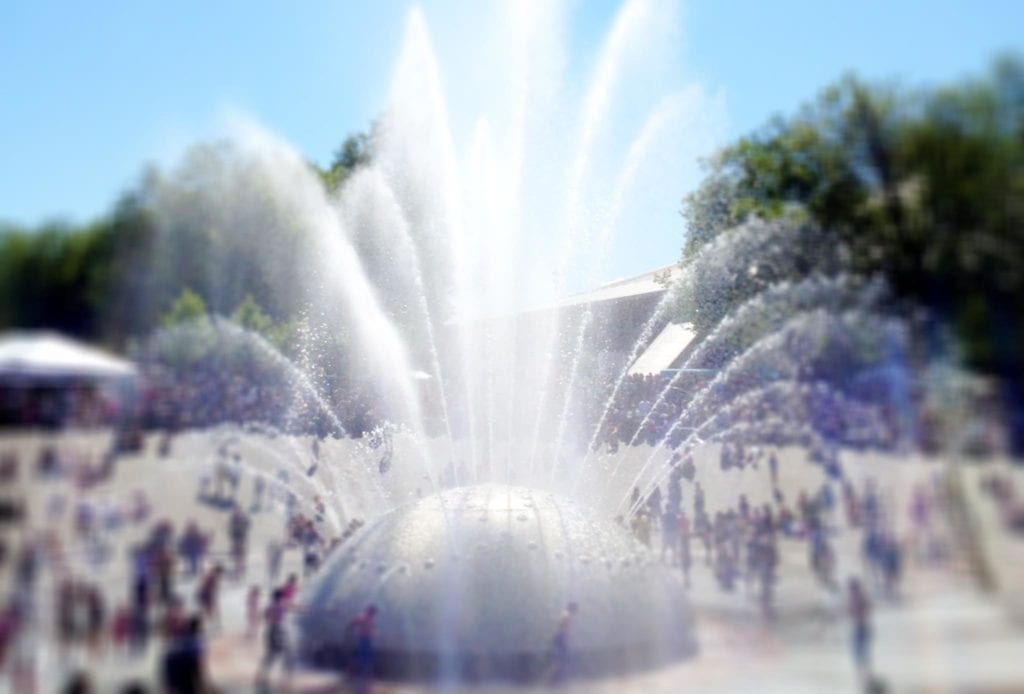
[0,332,137,383]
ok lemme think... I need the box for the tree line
[2,57,1021,395]
[0,133,372,349]
[675,55,1024,446]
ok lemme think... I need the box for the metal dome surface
[297,484,697,680]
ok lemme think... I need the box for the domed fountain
[135,0,916,687]
[297,484,696,680]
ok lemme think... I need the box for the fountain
[136,0,928,685]
[297,484,695,680]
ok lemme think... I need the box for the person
[266,540,285,586]
[681,454,696,482]
[847,578,873,684]
[678,510,693,587]
[280,573,300,610]
[161,615,207,694]
[151,534,177,606]
[228,506,251,577]
[250,476,266,513]
[632,511,651,546]
[646,486,663,518]
[768,451,779,486]
[809,526,835,589]
[300,521,322,577]
[62,671,94,694]
[0,599,21,671]
[177,522,208,577]
[661,507,679,564]
[757,534,778,619]
[346,604,378,681]
[196,565,223,629]
[111,603,132,652]
[695,509,713,565]
[161,595,187,641]
[129,545,151,651]
[256,589,293,687]
[880,533,903,598]
[908,483,931,561]
[84,586,105,654]
[547,601,579,685]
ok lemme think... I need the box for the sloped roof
[530,265,680,312]
[628,321,696,375]
[0,332,137,381]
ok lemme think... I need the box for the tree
[680,56,1024,368]
[161,288,208,327]
[317,132,373,193]
[230,294,274,335]
[678,55,1024,449]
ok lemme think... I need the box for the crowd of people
[587,370,955,456]
[0,372,998,693]
[620,442,948,690]
[589,372,909,454]
[136,351,382,440]
[0,435,382,693]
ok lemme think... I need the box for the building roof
[0,332,137,382]
[527,264,680,313]
[628,321,696,375]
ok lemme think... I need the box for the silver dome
[297,484,697,680]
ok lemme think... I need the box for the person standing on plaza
[547,601,579,685]
[161,615,208,694]
[678,509,693,588]
[177,521,208,578]
[346,604,378,684]
[256,588,293,688]
[847,577,873,684]
[228,505,251,578]
[266,539,285,586]
[196,564,223,631]
[661,506,679,565]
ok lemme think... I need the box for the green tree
[161,288,208,327]
[230,294,274,335]
[678,55,1024,449]
[681,56,1024,370]
[317,131,373,193]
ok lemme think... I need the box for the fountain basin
[297,484,697,681]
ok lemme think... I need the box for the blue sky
[1,0,1020,274]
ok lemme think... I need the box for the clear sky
[1,0,1020,275]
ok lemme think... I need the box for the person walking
[256,589,293,688]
